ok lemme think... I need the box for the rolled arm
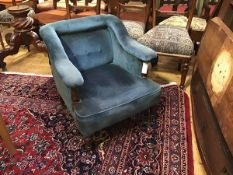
[53,58,84,88]
[40,25,84,88]
[115,36,156,62]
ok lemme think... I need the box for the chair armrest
[40,25,84,88]
[53,58,84,88]
[118,37,157,62]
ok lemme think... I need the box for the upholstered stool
[138,25,194,56]
[159,15,207,32]
[122,20,145,40]
[137,24,194,88]
[117,1,151,40]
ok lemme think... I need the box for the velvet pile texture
[39,14,160,137]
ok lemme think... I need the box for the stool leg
[0,115,16,156]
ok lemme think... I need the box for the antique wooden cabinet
[191,17,233,174]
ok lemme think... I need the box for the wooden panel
[196,17,233,155]
[192,17,233,174]
[191,70,233,174]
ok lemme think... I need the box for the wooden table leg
[0,115,17,156]
[0,31,5,49]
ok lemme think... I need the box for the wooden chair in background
[32,0,59,13]
[190,0,222,42]
[116,0,152,40]
[154,0,222,43]
[32,0,105,25]
[152,0,189,26]
[218,0,233,30]
[67,0,105,18]
[32,0,69,25]
[137,0,196,88]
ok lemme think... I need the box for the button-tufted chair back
[59,27,113,71]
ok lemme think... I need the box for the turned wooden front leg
[71,88,81,111]
[180,60,190,89]
[0,115,17,156]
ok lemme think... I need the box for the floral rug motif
[0,73,193,175]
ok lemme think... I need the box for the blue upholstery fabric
[76,64,161,136]
[40,14,161,137]
[59,29,112,71]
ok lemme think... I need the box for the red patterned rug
[0,73,193,175]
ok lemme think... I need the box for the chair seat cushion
[122,20,145,40]
[191,17,207,31]
[0,8,35,23]
[138,25,194,56]
[159,15,207,31]
[74,64,161,135]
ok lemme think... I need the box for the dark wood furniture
[152,0,189,26]
[190,0,222,43]
[32,0,58,13]
[32,0,69,25]
[117,0,151,23]
[150,0,196,88]
[191,17,233,174]
[67,0,101,18]
[0,5,45,69]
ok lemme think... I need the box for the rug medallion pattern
[0,73,193,175]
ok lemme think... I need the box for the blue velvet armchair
[40,14,161,138]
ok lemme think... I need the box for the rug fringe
[0,72,52,77]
